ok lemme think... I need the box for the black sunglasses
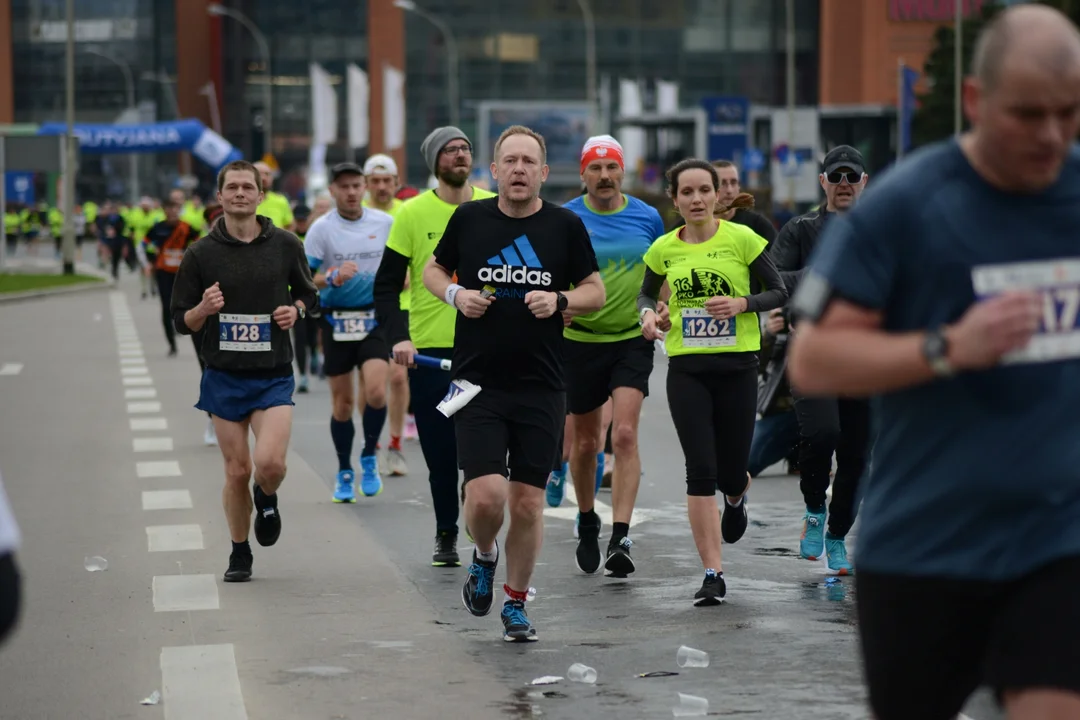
[825,171,862,185]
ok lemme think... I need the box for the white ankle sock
[476,544,498,563]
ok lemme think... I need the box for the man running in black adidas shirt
[423,125,605,642]
[172,160,318,583]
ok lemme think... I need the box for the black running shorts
[857,554,1080,720]
[455,386,565,489]
[320,313,389,378]
[564,336,654,415]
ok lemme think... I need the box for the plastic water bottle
[526,586,537,602]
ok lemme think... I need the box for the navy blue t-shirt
[795,139,1080,581]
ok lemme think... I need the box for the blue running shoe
[462,543,498,617]
[333,470,356,503]
[825,533,854,576]
[359,455,382,497]
[594,452,605,494]
[800,508,827,560]
[501,600,538,642]
[546,462,567,508]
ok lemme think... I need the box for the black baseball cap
[293,204,312,220]
[330,162,364,182]
[821,145,865,176]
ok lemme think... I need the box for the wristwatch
[922,327,955,377]
[295,304,306,320]
[555,291,568,312]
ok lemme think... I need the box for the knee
[611,422,638,456]
[366,386,387,409]
[332,396,354,420]
[573,428,602,457]
[389,367,408,391]
[465,476,507,516]
[225,457,252,484]
[509,488,544,521]
[686,478,716,497]
[256,454,287,484]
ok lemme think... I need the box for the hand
[333,261,359,287]
[273,305,299,330]
[705,295,748,321]
[657,301,672,332]
[947,290,1042,370]
[641,310,664,341]
[765,308,786,335]
[524,291,558,319]
[562,311,573,328]
[198,282,224,318]
[454,289,494,319]
[392,339,417,367]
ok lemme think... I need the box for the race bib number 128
[219,313,272,352]
[972,258,1080,364]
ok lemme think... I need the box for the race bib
[331,310,376,342]
[681,307,736,348]
[162,248,184,269]
[972,258,1080,364]
[219,313,272,352]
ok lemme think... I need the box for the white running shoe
[204,419,218,447]
[386,448,408,477]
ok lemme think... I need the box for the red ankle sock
[389,435,402,451]
[503,584,528,602]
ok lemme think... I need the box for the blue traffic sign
[701,96,749,163]
[5,172,34,205]
[743,148,765,173]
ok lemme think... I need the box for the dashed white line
[125,388,157,399]
[133,437,174,453]
[0,363,24,376]
[127,401,162,414]
[146,524,204,552]
[160,644,248,719]
[121,366,149,376]
[152,574,219,612]
[136,460,182,478]
[119,348,144,357]
[118,343,143,351]
[130,418,168,431]
[120,357,146,365]
[122,376,153,386]
[142,490,193,511]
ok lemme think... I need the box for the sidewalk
[0,244,115,302]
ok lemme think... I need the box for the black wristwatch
[922,327,954,377]
[555,291,568,312]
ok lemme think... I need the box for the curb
[0,277,115,304]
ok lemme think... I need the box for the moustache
[596,182,615,189]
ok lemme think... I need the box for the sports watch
[922,327,955,377]
[555,291,569,312]
[295,304,306,320]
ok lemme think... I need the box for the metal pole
[954,0,963,135]
[63,0,76,275]
[785,0,796,207]
[202,81,222,134]
[413,7,459,128]
[0,137,7,271]
[210,6,272,155]
[576,0,598,122]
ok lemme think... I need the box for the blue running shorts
[196,368,295,422]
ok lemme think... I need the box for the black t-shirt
[730,208,777,246]
[433,198,599,391]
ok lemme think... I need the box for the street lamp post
[87,47,139,204]
[62,0,76,275]
[208,3,273,156]
[394,0,460,128]
[575,0,598,122]
[785,0,796,208]
[141,70,181,119]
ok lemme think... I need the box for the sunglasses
[825,171,862,185]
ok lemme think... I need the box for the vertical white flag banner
[347,63,369,149]
[656,80,679,114]
[617,78,646,183]
[383,64,405,151]
[309,62,338,146]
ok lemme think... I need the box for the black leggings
[293,315,320,375]
[409,347,459,533]
[154,270,177,350]
[0,552,21,646]
[666,359,757,497]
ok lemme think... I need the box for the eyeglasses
[441,144,472,156]
[825,171,862,185]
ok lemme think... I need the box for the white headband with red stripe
[580,135,625,174]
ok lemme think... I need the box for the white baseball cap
[363,154,399,177]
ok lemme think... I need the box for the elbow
[172,315,192,336]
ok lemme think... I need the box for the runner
[423,125,604,641]
[772,145,871,574]
[361,154,412,474]
[559,135,666,577]
[374,126,495,567]
[171,159,318,582]
[0,470,21,646]
[304,162,393,503]
[788,7,1080,718]
[144,198,199,357]
[638,158,786,606]
[255,161,295,232]
[712,161,776,243]
[291,204,322,393]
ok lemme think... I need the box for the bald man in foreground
[788,6,1080,719]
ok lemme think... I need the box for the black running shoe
[223,552,252,583]
[693,572,727,607]
[501,600,538,642]
[253,487,281,547]
[575,513,603,574]
[721,497,748,544]
[462,543,497,617]
[603,536,636,578]
[432,530,461,567]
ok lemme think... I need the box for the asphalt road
[0,277,1003,719]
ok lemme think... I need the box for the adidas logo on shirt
[478,234,552,286]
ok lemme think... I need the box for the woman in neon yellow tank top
[638,158,787,607]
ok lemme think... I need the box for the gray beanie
[420,126,469,175]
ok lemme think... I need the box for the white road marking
[125,388,157,399]
[133,437,174,453]
[122,376,153,386]
[121,366,149,376]
[136,460,182,478]
[160,644,248,719]
[147,524,204,552]
[119,348,144,357]
[152,574,219,612]
[120,357,146,365]
[142,490,193,511]
[118,343,143,351]
[543,481,660,526]
[130,417,168,431]
[127,401,162,414]
[0,363,24,376]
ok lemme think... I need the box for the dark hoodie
[171,216,318,375]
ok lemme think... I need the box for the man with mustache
[771,146,870,576]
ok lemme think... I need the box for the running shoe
[223,551,252,583]
[404,414,419,441]
[204,419,218,447]
[253,487,281,547]
[297,375,309,394]
[594,452,605,494]
[800,509,827,561]
[721,495,749,544]
[825,534,854,576]
[694,571,726,606]
[573,511,602,540]
[604,536,635,578]
[545,461,568,508]
[333,469,357,503]
[359,455,383,497]
[386,448,408,477]
[432,530,460,567]
[575,512,603,574]
[501,600,538,642]
[462,544,498,617]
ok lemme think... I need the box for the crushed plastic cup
[567,663,597,684]
[672,692,709,717]
[84,556,108,572]
[676,645,709,668]
[526,586,537,602]
[140,690,161,706]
